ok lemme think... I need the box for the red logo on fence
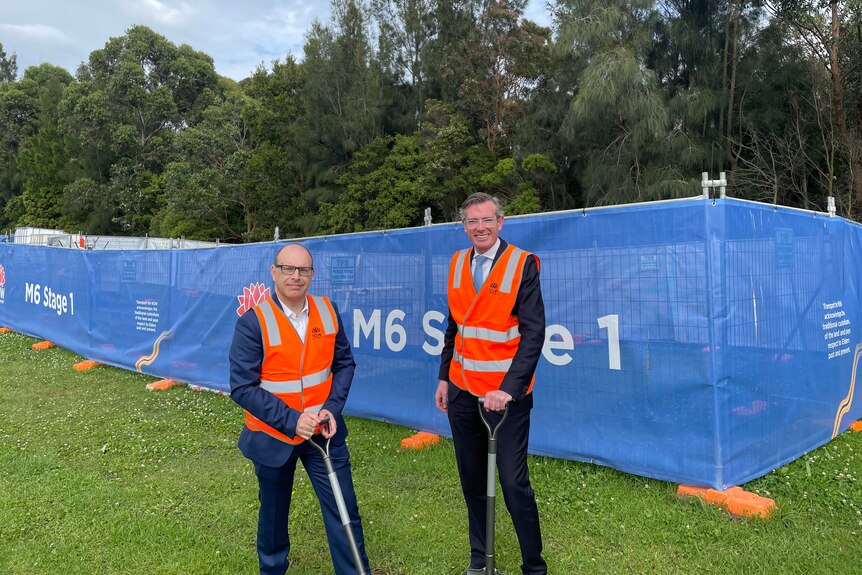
[0,265,5,287]
[236,282,271,316]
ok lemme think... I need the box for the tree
[241,57,305,149]
[0,42,17,83]
[765,0,862,215]
[416,99,494,219]
[0,83,36,228]
[302,2,385,169]
[158,93,302,242]
[370,0,436,124]
[557,0,697,205]
[440,0,551,156]
[14,65,76,228]
[61,25,220,233]
[317,99,499,231]
[730,20,836,211]
[318,135,433,233]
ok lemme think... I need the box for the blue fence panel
[1,197,860,489]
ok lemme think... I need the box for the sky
[0,0,553,82]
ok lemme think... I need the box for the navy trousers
[253,440,369,575]
[448,386,547,575]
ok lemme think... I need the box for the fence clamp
[701,172,727,199]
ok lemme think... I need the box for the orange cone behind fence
[31,341,55,350]
[73,360,101,371]
[677,485,775,518]
[400,431,441,450]
[146,379,184,391]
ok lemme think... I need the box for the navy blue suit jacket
[438,238,545,402]
[229,297,356,468]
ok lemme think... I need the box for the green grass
[1,331,860,574]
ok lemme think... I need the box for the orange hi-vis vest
[245,295,339,444]
[448,244,538,396]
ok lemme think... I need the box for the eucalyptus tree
[60,25,219,234]
[370,0,438,134]
[764,0,862,215]
[430,0,551,156]
[726,18,840,211]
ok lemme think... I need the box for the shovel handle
[477,397,509,439]
[308,415,332,457]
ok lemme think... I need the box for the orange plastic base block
[677,485,776,518]
[850,421,862,432]
[31,341,55,350]
[0,327,13,333]
[73,360,101,371]
[145,379,184,391]
[399,431,441,450]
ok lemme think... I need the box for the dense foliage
[2,0,861,241]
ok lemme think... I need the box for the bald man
[229,244,370,575]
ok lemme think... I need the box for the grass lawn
[1,331,860,574]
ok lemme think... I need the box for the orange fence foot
[850,421,862,432]
[677,485,775,519]
[146,379,184,391]
[0,327,13,333]
[31,341,55,350]
[73,360,101,371]
[400,431,441,450]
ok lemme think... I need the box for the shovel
[309,416,368,575]
[477,397,510,575]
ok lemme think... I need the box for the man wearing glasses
[436,193,548,575]
[229,243,370,575]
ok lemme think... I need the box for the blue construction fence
[1,197,860,489]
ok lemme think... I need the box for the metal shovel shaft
[478,398,509,575]
[310,419,367,575]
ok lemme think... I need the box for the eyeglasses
[275,265,314,276]
[464,217,499,229]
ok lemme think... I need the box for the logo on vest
[488,282,499,294]
[311,326,323,339]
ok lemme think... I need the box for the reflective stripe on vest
[457,324,521,343]
[453,350,513,373]
[447,244,537,396]
[245,295,337,444]
[500,248,523,294]
[260,365,332,393]
[309,295,337,335]
[452,249,470,290]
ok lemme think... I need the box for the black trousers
[447,384,547,575]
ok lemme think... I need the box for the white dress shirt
[277,295,309,343]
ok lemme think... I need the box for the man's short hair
[459,193,504,221]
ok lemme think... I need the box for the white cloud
[1,0,551,82]
[0,23,72,45]
[128,0,199,26]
